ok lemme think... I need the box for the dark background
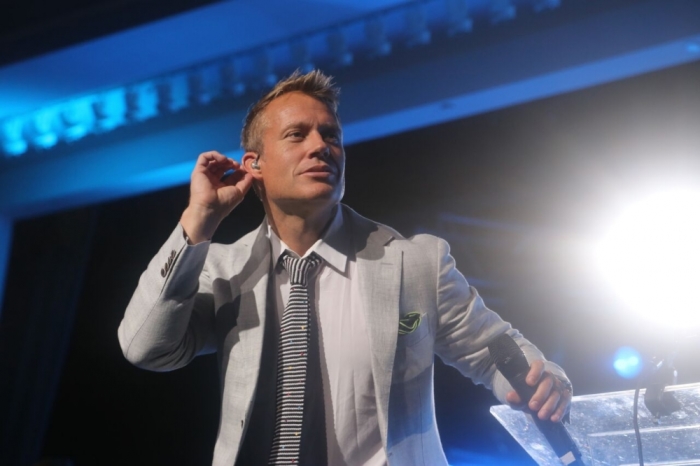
[4,57,699,465]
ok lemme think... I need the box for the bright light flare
[613,347,642,379]
[593,188,700,328]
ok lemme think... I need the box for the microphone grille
[488,333,523,362]
[488,333,531,380]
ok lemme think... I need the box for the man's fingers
[505,390,523,407]
[189,152,251,209]
[506,366,574,423]
[223,170,253,193]
[207,158,234,172]
[527,360,545,386]
[217,174,253,207]
[528,372,554,411]
[550,389,572,422]
[199,150,227,161]
[196,151,234,172]
[536,384,561,420]
[221,165,250,183]
[194,153,243,185]
[531,374,573,421]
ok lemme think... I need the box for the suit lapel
[220,222,271,461]
[234,223,271,373]
[237,223,271,333]
[348,207,402,448]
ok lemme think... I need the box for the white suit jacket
[118,204,563,465]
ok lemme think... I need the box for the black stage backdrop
[2,60,699,465]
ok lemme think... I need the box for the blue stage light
[327,30,353,67]
[445,0,473,36]
[613,347,642,379]
[365,17,392,57]
[124,88,141,122]
[60,101,91,142]
[220,61,246,97]
[92,92,124,133]
[188,72,211,106]
[405,6,431,47]
[290,41,315,74]
[1,118,28,157]
[27,110,58,149]
[2,138,28,157]
[156,81,175,114]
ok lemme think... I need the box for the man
[119,70,572,465]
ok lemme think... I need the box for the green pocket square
[398,312,422,335]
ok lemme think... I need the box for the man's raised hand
[505,360,572,423]
[180,151,253,244]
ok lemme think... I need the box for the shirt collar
[267,206,348,274]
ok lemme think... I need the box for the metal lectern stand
[490,382,700,465]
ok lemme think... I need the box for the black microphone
[488,333,584,466]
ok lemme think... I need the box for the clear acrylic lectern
[490,382,700,465]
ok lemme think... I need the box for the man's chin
[305,192,342,208]
[272,189,341,211]
[303,182,343,201]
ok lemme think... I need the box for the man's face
[256,91,345,213]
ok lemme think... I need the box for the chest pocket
[397,312,429,346]
[394,312,432,382]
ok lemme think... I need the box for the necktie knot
[281,253,321,287]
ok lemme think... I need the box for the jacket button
[240,420,244,428]
[160,268,166,277]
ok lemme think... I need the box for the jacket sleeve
[431,238,569,404]
[118,223,217,372]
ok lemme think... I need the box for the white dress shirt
[267,207,387,466]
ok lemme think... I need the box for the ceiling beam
[1,0,699,218]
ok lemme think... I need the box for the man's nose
[308,131,330,158]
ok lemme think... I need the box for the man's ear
[242,151,263,180]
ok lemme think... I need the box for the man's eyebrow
[282,120,311,131]
[319,122,342,134]
[278,121,309,134]
[279,121,341,135]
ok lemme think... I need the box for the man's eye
[288,131,303,138]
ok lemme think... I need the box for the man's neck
[266,203,338,256]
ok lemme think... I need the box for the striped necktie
[269,253,322,465]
